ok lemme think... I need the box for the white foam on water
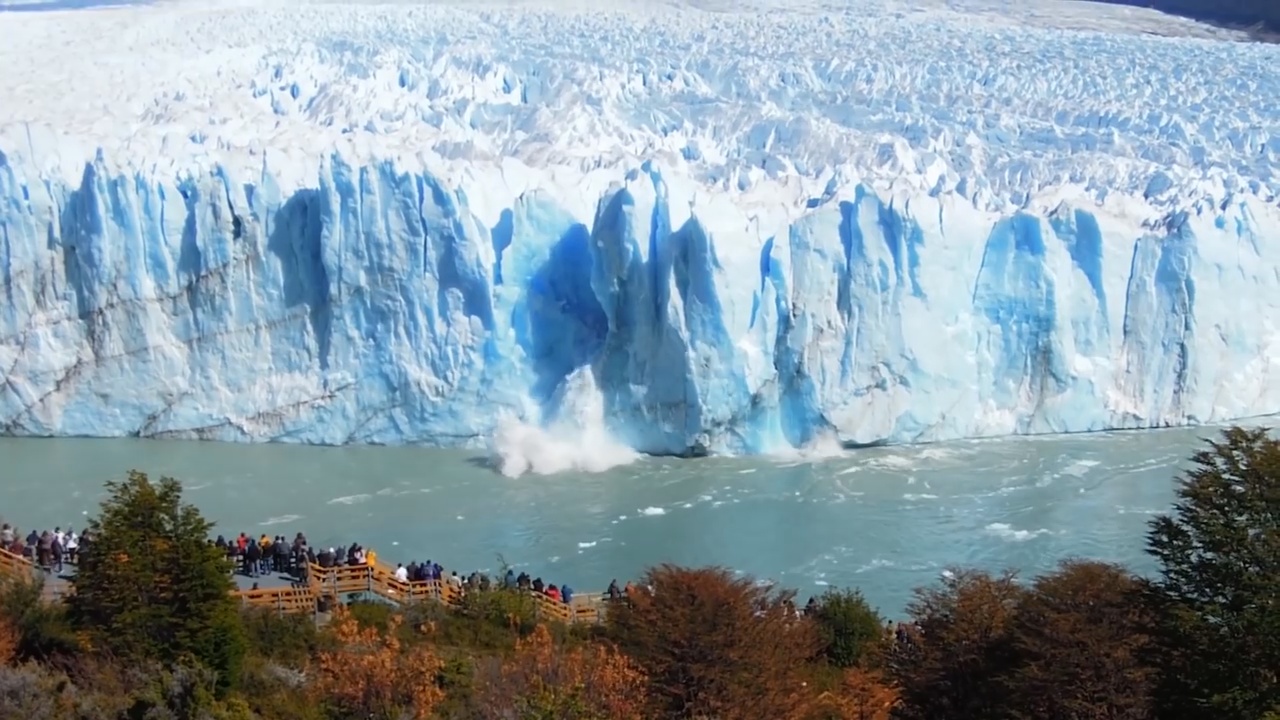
[490,367,639,477]
[258,514,303,526]
[327,494,371,505]
[577,541,597,548]
[903,493,939,501]
[918,447,962,461]
[869,454,916,471]
[638,506,666,516]
[855,558,896,573]
[984,522,1052,542]
[1060,459,1100,477]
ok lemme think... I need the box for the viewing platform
[0,546,611,625]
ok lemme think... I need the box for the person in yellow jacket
[366,549,377,567]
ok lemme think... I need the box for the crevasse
[1,150,1278,456]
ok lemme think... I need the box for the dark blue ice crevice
[490,208,514,286]
[747,236,773,330]
[1117,214,1197,421]
[971,212,1068,419]
[1049,206,1109,357]
[266,187,330,371]
[1050,207,1107,318]
[873,192,926,301]
[646,166,671,325]
[508,192,607,416]
[61,161,108,333]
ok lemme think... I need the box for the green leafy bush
[811,588,884,668]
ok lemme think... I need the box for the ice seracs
[0,0,1278,458]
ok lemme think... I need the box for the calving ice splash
[0,0,1278,467]
[492,368,638,477]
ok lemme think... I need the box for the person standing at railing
[366,548,377,568]
[65,529,79,565]
[394,563,408,582]
[37,530,53,569]
[244,539,262,577]
[49,533,64,574]
[24,530,38,561]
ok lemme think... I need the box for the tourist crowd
[0,522,87,573]
[211,530,588,606]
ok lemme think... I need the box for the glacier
[1,0,1279,456]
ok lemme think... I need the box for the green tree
[811,587,884,669]
[1145,427,1280,719]
[69,470,247,692]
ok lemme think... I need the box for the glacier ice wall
[3,150,1279,455]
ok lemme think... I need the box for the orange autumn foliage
[312,606,444,720]
[473,624,649,720]
[811,668,899,720]
[0,616,16,666]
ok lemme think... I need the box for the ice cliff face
[2,151,1278,454]
[1,0,1278,455]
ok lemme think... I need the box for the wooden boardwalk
[0,547,610,625]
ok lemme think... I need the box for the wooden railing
[233,585,315,614]
[0,547,610,625]
[0,546,32,578]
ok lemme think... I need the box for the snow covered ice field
[0,0,1279,470]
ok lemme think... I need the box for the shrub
[236,654,326,720]
[240,606,323,666]
[401,593,529,652]
[458,587,539,635]
[0,662,73,718]
[346,599,395,634]
[608,564,821,720]
[812,588,885,669]
[887,569,1023,720]
[0,615,16,666]
[0,574,79,661]
[1003,560,1156,720]
[807,668,898,720]
[312,605,444,720]
[472,624,648,720]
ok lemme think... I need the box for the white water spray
[490,367,640,477]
